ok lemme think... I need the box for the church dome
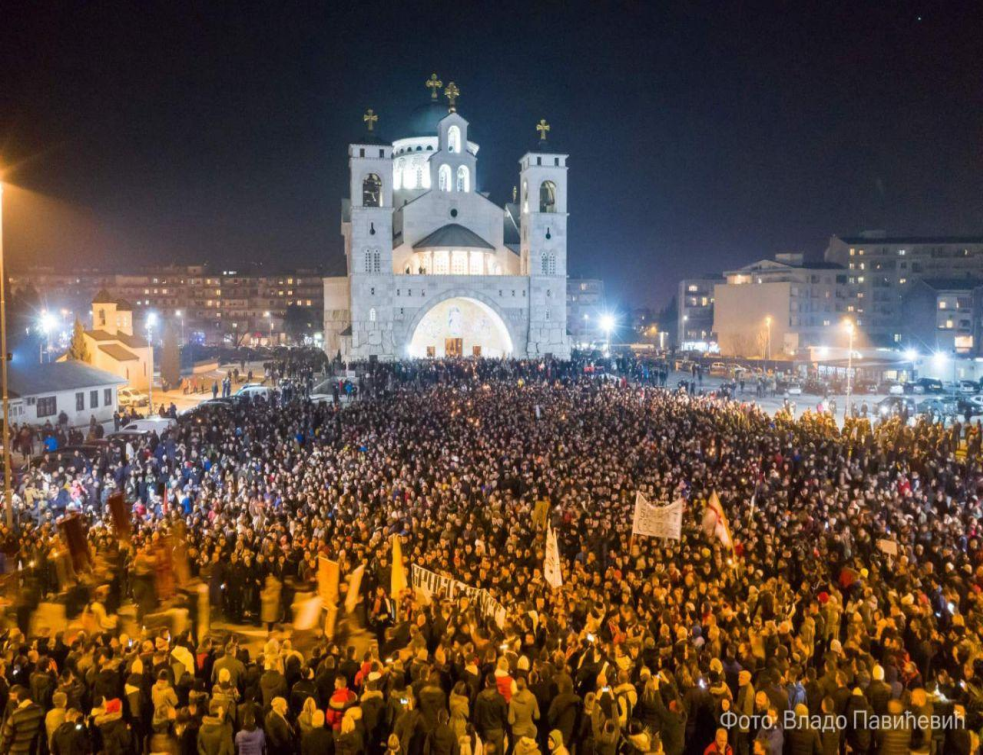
[407,100,450,137]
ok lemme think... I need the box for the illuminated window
[438,164,451,192]
[452,252,467,275]
[939,301,947,309]
[447,125,461,154]
[456,165,470,193]
[369,308,376,322]
[469,254,483,275]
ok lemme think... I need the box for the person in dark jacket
[784,705,821,755]
[302,709,335,755]
[472,675,507,755]
[652,677,687,755]
[50,709,91,755]
[546,677,581,748]
[266,696,298,755]
[874,699,910,755]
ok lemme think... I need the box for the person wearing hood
[546,676,581,748]
[537,727,566,755]
[152,669,179,713]
[509,677,541,743]
[197,698,234,755]
[92,697,133,755]
[261,659,290,712]
[515,735,542,755]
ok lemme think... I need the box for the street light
[38,310,57,363]
[175,309,184,343]
[764,316,772,360]
[0,181,12,527]
[843,320,855,419]
[600,313,616,352]
[264,311,273,345]
[146,312,157,414]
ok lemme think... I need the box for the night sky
[1,1,981,308]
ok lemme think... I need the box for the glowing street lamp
[38,310,57,363]
[146,312,157,412]
[764,316,772,360]
[264,310,273,344]
[843,319,855,418]
[600,313,616,352]
[175,309,184,343]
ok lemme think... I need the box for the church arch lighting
[407,295,514,358]
[456,165,470,193]
[438,164,451,192]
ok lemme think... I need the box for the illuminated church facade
[323,75,570,360]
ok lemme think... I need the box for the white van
[234,384,275,402]
[112,417,177,436]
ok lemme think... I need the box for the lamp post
[146,312,157,414]
[844,319,855,420]
[764,316,772,361]
[264,311,273,345]
[600,313,616,353]
[0,182,12,527]
[175,309,184,343]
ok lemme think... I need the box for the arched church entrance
[408,297,514,358]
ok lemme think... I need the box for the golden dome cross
[444,82,460,112]
[536,118,550,141]
[426,73,443,100]
[363,109,378,132]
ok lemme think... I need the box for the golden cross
[363,109,378,131]
[536,118,550,141]
[444,82,460,112]
[426,73,443,100]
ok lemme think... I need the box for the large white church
[323,75,570,360]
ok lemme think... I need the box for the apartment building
[677,275,721,349]
[712,253,847,357]
[825,232,983,347]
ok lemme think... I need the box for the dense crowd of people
[0,353,981,755]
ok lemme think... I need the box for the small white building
[7,360,125,427]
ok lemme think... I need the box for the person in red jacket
[326,675,357,731]
[704,728,734,755]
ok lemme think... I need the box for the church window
[456,165,470,193]
[470,253,483,275]
[369,308,376,322]
[362,174,382,207]
[539,181,557,213]
[435,252,449,275]
[522,181,529,213]
[438,164,451,192]
[541,253,550,275]
[447,125,461,154]
[546,310,551,321]
[452,251,467,275]
[537,157,542,165]
[416,167,424,189]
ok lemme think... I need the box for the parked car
[958,380,980,395]
[786,382,803,396]
[709,361,729,376]
[877,380,905,396]
[117,387,149,408]
[918,397,960,420]
[110,417,177,437]
[876,396,918,418]
[802,378,828,396]
[905,378,945,395]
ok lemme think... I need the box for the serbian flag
[702,491,733,550]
